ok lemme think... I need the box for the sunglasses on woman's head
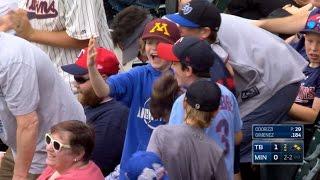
[45,133,71,152]
[74,76,90,84]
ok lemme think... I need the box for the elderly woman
[147,80,228,180]
[37,120,104,180]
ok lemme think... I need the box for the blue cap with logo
[122,151,169,180]
[301,13,320,34]
[165,0,221,31]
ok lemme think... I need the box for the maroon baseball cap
[141,18,181,44]
[61,47,119,76]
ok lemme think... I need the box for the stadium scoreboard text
[252,124,304,164]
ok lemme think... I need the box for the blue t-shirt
[107,64,166,173]
[169,83,242,180]
[295,66,320,108]
[85,99,129,175]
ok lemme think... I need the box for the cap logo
[97,64,103,70]
[182,3,193,15]
[77,49,86,58]
[195,104,200,110]
[149,22,170,36]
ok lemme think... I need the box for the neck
[184,118,200,128]
[309,63,320,68]
[55,161,88,175]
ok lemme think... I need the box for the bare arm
[288,97,320,123]
[13,111,39,179]
[11,10,88,49]
[253,10,310,34]
[234,131,243,145]
[87,38,110,98]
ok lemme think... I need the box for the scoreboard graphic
[252,124,304,164]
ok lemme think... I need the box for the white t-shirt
[0,33,86,174]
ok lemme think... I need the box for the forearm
[234,131,243,145]
[14,112,39,178]
[288,103,319,123]
[254,11,309,34]
[28,30,89,49]
[88,66,110,98]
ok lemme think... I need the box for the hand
[87,37,97,68]
[0,12,16,32]
[10,9,35,41]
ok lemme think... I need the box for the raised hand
[87,37,97,68]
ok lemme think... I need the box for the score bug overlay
[252,124,304,165]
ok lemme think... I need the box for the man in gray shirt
[0,29,85,180]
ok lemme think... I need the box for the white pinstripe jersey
[19,0,114,88]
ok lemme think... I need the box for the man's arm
[11,10,89,49]
[253,10,310,34]
[13,111,39,180]
[87,38,110,98]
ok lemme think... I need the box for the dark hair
[111,6,149,46]
[206,30,218,44]
[180,61,211,78]
[150,72,180,121]
[51,120,95,163]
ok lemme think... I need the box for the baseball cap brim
[61,64,88,76]
[300,29,320,34]
[157,43,179,62]
[165,13,200,28]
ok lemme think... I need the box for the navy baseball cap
[157,36,217,72]
[301,14,320,34]
[165,0,221,31]
[122,151,168,180]
[186,79,221,112]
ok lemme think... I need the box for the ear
[199,27,211,39]
[73,148,85,162]
[184,66,194,77]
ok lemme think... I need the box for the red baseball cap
[61,47,119,76]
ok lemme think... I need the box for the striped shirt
[19,0,114,88]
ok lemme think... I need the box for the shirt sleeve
[147,126,162,156]
[107,71,135,107]
[168,94,185,125]
[215,155,228,180]
[64,0,102,40]
[0,62,39,116]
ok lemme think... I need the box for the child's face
[305,33,320,65]
[145,38,171,72]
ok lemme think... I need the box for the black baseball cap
[165,0,221,31]
[186,79,221,112]
[157,36,218,72]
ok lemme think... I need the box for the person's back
[0,32,85,174]
[148,124,226,180]
[219,13,307,118]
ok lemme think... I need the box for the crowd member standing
[156,36,242,180]
[167,0,307,179]
[0,31,85,179]
[148,79,227,180]
[61,47,129,176]
[86,19,180,179]
[7,0,114,89]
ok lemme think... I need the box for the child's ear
[200,27,211,39]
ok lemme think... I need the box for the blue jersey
[295,66,320,108]
[169,84,242,180]
[107,64,166,172]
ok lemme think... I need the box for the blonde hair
[184,101,215,128]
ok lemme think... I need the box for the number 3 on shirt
[216,119,230,154]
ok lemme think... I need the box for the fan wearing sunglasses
[61,47,129,176]
[38,120,104,180]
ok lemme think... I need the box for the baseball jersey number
[216,119,230,155]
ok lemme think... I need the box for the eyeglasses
[74,76,89,84]
[45,133,71,152]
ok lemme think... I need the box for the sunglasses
[45,133,71,152]
[74,76,90,84]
